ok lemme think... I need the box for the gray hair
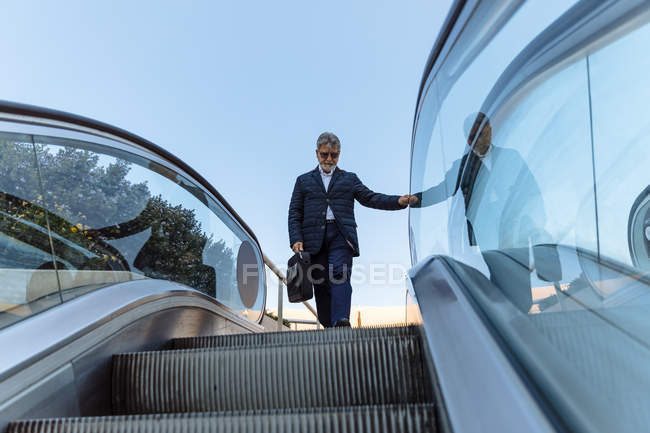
[316,132,341,150]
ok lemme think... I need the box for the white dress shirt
[320,165,335,220]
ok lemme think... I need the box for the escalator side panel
[409,256,555,433]
[0,283,261,432]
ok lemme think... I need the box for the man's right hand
[292,242,304,253]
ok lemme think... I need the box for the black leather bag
[286,252,313,302]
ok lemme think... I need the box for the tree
[0,135,235,297]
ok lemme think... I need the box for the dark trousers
[311,223,353,327]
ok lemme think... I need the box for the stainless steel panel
[0,279,262,427]
[0,365,79,433]
[409,256,555,433]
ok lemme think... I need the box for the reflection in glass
[36,136,262,312]
[0,130,265,330]
[410,2,650,431]
[415,112,558,312]
[0,133,60,329]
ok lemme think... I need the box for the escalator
[7,0,650,428]
[0,101,444,433]
[7,326,436,432]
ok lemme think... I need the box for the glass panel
[410,1,650,431]
[32,135,264,317]
[590,22,650,270]
[429,0,577,269]
[491,60,596,249]
[0,132,61,329]
[410,84,449,261]
[574,21,650,430]
[484,59,595,311]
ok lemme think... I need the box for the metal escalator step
[113,336,432,414]
[172,325,422,350]
[8,404,436,433]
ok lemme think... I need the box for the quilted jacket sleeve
[288,177,305,247]
[352,174,403,210]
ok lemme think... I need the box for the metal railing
[263,254,320,331]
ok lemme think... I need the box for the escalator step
[113,336,432,414]
[8,404,436,433]
[172,325,421,350]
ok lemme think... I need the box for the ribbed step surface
[113,336,432,414]
[172,325,422,350]
[8,404,435,433]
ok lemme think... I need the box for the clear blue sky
[1,1,451,310]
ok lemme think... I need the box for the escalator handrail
[0,278,263,383]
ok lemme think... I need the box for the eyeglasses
[319,151,339,159]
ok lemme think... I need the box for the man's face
[316,146,340,172]
[468,119,492,157]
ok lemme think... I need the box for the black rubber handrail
[0,99,260,248]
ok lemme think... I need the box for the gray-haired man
[288,132,414,327]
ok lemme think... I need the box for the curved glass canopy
[0,106,266,329]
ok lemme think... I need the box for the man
[288,132,414,327]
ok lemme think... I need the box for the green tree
[0,135,235,297]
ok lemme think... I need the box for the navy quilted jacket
[288,166,403,257]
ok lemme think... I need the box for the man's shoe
[333,319,351,327]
